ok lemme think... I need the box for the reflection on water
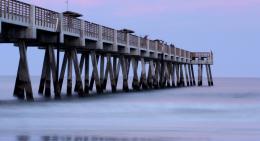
[16,135,209,141]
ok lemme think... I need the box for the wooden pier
[0,0,214,101]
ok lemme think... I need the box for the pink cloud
[22,0,106,11]
[21,0,260,17]
[113,0,260,17]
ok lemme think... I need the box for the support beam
[59,52,68,92]
[176,64,180,87]
[209,65,214,86]
[147,61,154,88]
[153,61,159,89]
[91,52,102,93]
[171,63,176,87]
[132,57,139,90]
[188,64,193,86]
[184,64,190,86]
[13,41,33,101]
[38,50,48,95]
[103,54,115,92]
[84,53,90,94]
[140,58,148,89]
[206,64,211,86]
[71,49,84,96]
[100,54,105,90]
[89,54,100,92]
[67,51,73,96]
[168,63,172,87]
[191,65,196,86]
[179,64,185,87]
[120,56,129,92]
[198,64,203,86]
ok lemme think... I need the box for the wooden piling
[120,56,129,92]
[84,53,90,94]
[176,64,180,87]
[140,58,148,89]
[132,57,139,90]
[206,64,211,86]
[90,52,102,93]
[171,63,176,87]
[179,64,185,87]
[153,61,159,89]
[13,41,33,101]
[191,65,196,86]
[71,49,84,96]
[184,64,190,86]
[209,65,214,86]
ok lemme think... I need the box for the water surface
[0,77,260,141]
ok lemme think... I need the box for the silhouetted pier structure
[0,0,213,101]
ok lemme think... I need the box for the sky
[0,0,259,77]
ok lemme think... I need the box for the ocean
[0,77,260,141]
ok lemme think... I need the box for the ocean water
[0,77,260,141]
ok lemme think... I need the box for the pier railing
[102,26,114,42]
[171,46,175,55]
[117,31,127,45]
[0,0,30,24]
[0,0,213,64]
[85,21,99,39]
[129,34,138,47]
[140,37,148,49]
[35,7,59,30]
[149,40,156,51]
[176,48,180,57]
[158,42,163,52]
[63,16,82,36]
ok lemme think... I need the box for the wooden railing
[140,37,147,49]
[171,46,175,55]
[186,51,190,59]
[164,44,170,54]
[85,21,99,39]
[102,26,114,42]
[191,52,211,58]
[35,7,59,29]
[149,40,156,51]
[158,42,163,52]
[0,0,30,24]
[117,31,127,44]
[176,48,180,56]
[129,34,138,47]
[181,49,185,58]
[63,16,81,35]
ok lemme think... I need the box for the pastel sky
[0,0,259,77]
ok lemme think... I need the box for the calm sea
[0,77,260,141]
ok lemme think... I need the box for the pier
[0,0,213,101]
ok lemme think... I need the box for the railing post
[97,25,103,49]
[58,13,64,43]
[27,5,36,39]
[126,33,130,53]
[113,29,118,51]
[137,37,141,55]
[80,20,86,46]
[146,39,150,50]
[155,40,159,58]
[173,46,176,61]
[0,19,2,34]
